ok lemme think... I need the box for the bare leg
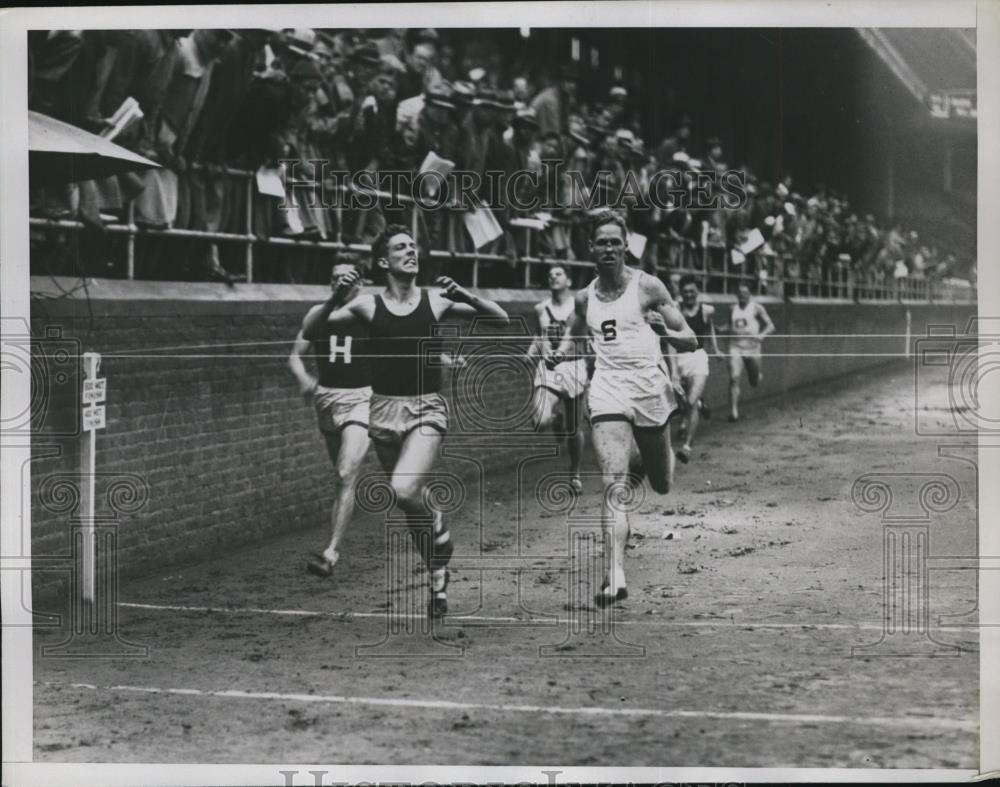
[563,395,585,483]
[678,374,708,461]
[319,424,371,564]
[634,423,673,495]
[535,387,583,488]
[728,351,744,421]
[590,419,634,598]
[745,355,763,387]
[388,429,445,521]
[386,430,452,615]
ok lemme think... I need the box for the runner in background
[674,274,723,463]
[528,262,588,492]
[726,279,775,422]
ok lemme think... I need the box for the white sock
[431,567,448,593]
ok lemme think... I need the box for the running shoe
[306,552,334,578]
[595,580,629,608]
[429,568,450,619]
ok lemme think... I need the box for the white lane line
[120,601,540,624]
[39,681,977,733]
[117,602,974,633]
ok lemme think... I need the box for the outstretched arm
[300,270,375,341]
[432,276,510,326]
[302,297,374,340]
[640,273,697,352]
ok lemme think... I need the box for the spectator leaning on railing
[178,29,275,284]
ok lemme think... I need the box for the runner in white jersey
[553,212,697,606]
[726,279,775,422]
[528,263,588,492]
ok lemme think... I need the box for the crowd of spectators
[28,27,973,292]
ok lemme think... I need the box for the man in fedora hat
[705,135,726,173]
[607,84,628,126]
[348,41,382,91]
[531,62,578,137]
[657,114,692,168]
[411,81,462,279]
[492,88,517,127]
[512,75,535,109]
[510,106,541,166]
[398,37,443,101]
[373,27,407,61]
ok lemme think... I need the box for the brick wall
[25,278,975,599]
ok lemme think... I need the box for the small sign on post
[82,377,107,405]
[82,404,106,431]
[80,352,103,604]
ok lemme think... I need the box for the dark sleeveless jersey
[681,303,708,351]
[544,305,569,353]
[369,289,442,396]
[311,326,371,389]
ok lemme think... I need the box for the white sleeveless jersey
[541,295,575,322]
[586,271,661,373]
[730,301,761,350]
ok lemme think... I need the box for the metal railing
[644,236,972,303]
[30,165,599,288]
[29,165,975,303]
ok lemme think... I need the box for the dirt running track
[32,362,979,767]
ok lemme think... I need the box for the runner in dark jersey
[673,274,723,464]
[302,224,509,618]
[527,263,587,492]
[290,254,372,578]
